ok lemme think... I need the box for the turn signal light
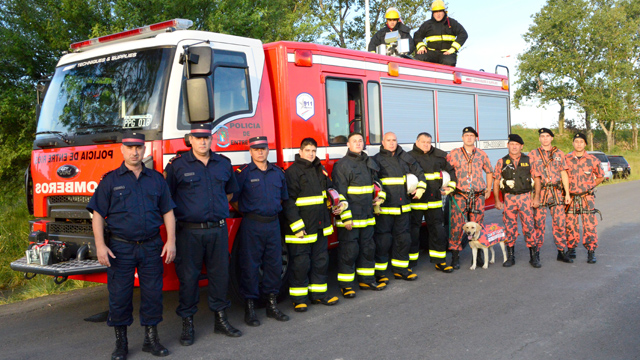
[502,79,509,90]
[388,62,399,76]
[453,72,462,84]
[294,50,313,67]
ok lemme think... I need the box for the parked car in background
[587,151,613,181]
[608,155,631,179]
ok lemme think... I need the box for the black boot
[587,250,597,264]
[476,250,485,267]
[451,250,460,270]
[265,294,290,322]
[142,325,169,357]
[503,246,515,267]
[214,310,242,337]
[111,326,128,360]
[557,250,574,263]
[568,247,576,259]
[244,299,260,327]
[529,247,541,268]
[179,316,194,346]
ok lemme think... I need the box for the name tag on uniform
[250,178,260,183]
[184,172,195,177]
[113,186,126,191]
[520,163,529,167]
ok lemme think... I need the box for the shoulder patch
[236,164,249,173]
[100,169,115,181]
[167,153,182,166]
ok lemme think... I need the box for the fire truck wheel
[228,234,291,307]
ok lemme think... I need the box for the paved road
[2,181,639,360]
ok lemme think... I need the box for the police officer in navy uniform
[87,131,176,360]
[164,123,241,346]
[231,136,290,326]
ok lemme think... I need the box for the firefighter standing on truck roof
[231,136,290,326]
[367,7,416,54]
[492,134,541,268]
[413,0,468,66]
[163,123,241,346]
[446,127,493,269]
[530,128,574,265]
[372,132,426,282]
[332,133,387,298]
[408,132,457,273]
[564,133,604,264]
[87,131,176,360]
[282,138,343,313]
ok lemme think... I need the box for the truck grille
[48,195,92,204]
[48,223,93,235]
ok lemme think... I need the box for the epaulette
[167,153,182,166]
[100,169,116,181]
[273,164,285,173]
[236,164,249,173]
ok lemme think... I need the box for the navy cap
[508,134,524,145]
[573,133,588,145]
[190,123,213,138]
[249,136,268,149]
[538,128,554,137]
[122,131,145,146]
[462,127,478,137]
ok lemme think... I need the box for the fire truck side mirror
[183,77,214,123]
[188,47,213,76]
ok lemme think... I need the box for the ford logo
[57,164,79,179]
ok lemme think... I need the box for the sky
[405,0,575,129]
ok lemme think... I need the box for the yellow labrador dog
[463,222,507,270]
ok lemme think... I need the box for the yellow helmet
[385,7,400,20]
[431,0,446,11]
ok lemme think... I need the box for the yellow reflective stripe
[289,287,309,296]
[378,191,387,199]
[424,172,442,180]
[356,268,375,276]
[425,35,443,42]
[295,195,325,206]
[391,259,409,268]
[347,185,374,194]
[448,181,456,189]
[429,250,447,259]
[402,204,412,213]
[322,190,327,198]
[416,42,426,50]
[375,262,388,271]
[339,194,347,201]
[340,210,353,220]
[290,219,305,232]
[380,176,406,185]
[409,252,419,261]
[323,225,334,236]
[410,203,429,210]
[308,283,327,292]
[452,41,462,50]
[442,35,457,41]
[428,201,443,209]
[379,207,401,215]
[337,273,355,282]
[417,181,427,189]
[336,218,376,228]
[285,234,318,244]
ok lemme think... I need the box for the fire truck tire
[228,235,291,306]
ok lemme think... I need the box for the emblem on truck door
[296,93,315,121]
[57,164,79,179]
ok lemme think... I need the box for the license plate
[617,168,623,171]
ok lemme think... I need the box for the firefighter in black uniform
[283,138,343,312]
[408,132,457,273]
[231,136,290,326]
[367,7,416,54]
[164,123,241,346]
[372,132,427,282]
[332,133,386,298]
[413,0,468,66]
[87,131,176,360]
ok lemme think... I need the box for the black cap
[121,131,145,146]
[538,128,554,137]
[249,136,268,149]
[462,127,478,137]
[508,134,524,145]
[573,133,588,145]
[190,123,213,138]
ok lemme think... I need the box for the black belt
[178,220,225,229]
[244,212,278,223]
[110,235,156,244]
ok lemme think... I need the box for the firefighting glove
[295,230,306,238]
[333,201,348,215]
[442,187,453,196]
[413,188,425,200]
[505,180,515,189]
[373,204,381,215]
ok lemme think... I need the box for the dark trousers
[414,51,457,66]
[337,225,375,287]
[175,225,230,318]
[107,236,164,327]
[238,218,282,300]
[374,213,411,275]
[288,235,329,303]
[410,207,448,263]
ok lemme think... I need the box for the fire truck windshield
[37,47,172,138]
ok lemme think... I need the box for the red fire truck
[12,19,511,298]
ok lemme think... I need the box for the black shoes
[293,303,308,312]
[529,247,541,268]
[244,299,260,327]
[587,250,597,264]
[376,275,390,284]
[451,250,460,270]
[111,326,128,360]
[179,316,194,346]
[142,325,169,357]
[214,310,242,337]
[358,282,387,290]
[503,246,515,267]
[341,287,356,298]
[311,296,339,306]
[266,294,290,322]
[393,270,418,281]
[568,247,577,259]
[435,262,454,273]
[557,249,574,263]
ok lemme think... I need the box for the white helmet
[441,171,451,189]
[406,173,419,194]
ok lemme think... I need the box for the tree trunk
[557,99,565,135]
[633,122,638,151]
[598,119,615,153]
[585,109,593,151]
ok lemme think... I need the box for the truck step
[10,256,107,277]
